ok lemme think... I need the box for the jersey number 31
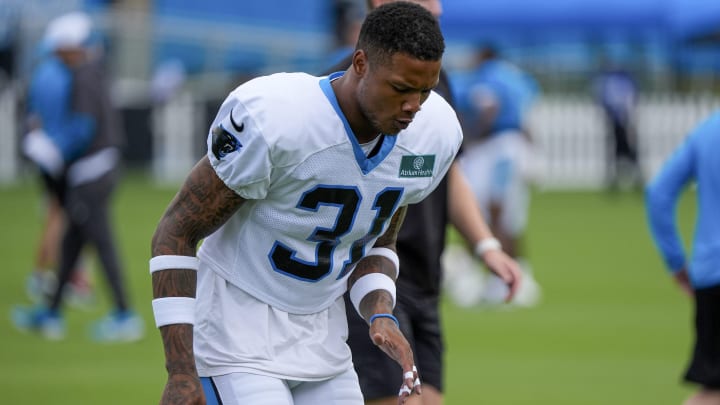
[269,185,403,282]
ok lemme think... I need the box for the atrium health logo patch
[399,155,435,177]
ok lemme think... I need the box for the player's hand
[368,316,421,404]
[160,373,205,405]
[480,249,523,302]
[673,268,693,297]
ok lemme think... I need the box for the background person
[646,111,720,405]
[446,43,541,308]
[593,56,642,191]
[12,11,143,342]
[25,171,94,309]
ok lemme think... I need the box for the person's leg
[48,220,86,312]
[202,373,293,405]
[11,208,83,340]
[481,133,540,307]
[366,397,395,405]
[344,290,442,405]
[11,176,69,337]
[373,386,438,405]
[46,174,96,308]
[452,139,503,307]
[605,118,620,189]
[79,172,129,313]
[344,293,405,403]
[614,121,637,164]
[361,332,442,405]
[684,285,720,404]
[346,293,428,404]
[28,176,94,306]
[293,367,364,405]
[74,171,143,341]
[401,292,443,405]
[611,120,642,190]
[36,195,64,270]
[27,173,66,301]
[503,134,541,306]
[27,195,64,301]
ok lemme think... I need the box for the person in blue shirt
[449,44,541,307]
[22,17,97,309]
[12,12,143,343]
[646,111,720,405]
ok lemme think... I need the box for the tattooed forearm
[150,157,245,386]
[160,324,196,374]
[358,290,394,321]
[349,255,394,284]
[347,246,398,322]
[152,270,197,299]
[152,156,245,257]
[373,205,406,248]
[347,206,406,288]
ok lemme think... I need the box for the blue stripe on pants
[201,377,222,405]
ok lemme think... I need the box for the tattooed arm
[347,206,421,403]
[151,156,245,405]
[347,205,407,318]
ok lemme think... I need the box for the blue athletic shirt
[646,110,720,288]
[452,60,538,134]
[28,55,95,162]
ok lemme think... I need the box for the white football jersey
[198,71,462,314]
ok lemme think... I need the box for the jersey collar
[320,72,397,175]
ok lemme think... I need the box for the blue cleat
[11,306,66,341]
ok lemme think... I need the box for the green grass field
[0,174,697,404]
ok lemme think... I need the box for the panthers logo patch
[211,124,243,160]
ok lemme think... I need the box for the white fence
[1,90,718,189]
[528,94,720,190]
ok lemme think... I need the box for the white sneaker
[512,260,542,307]
[90,311,145,343]
[441,244,486,308]
[482,260,542,308]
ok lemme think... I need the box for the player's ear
[352,50,368,77]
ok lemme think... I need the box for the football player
[150,3,479,404]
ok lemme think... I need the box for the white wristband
[366,247,400,280]
[151,297,196,328]
[23,129,64,177]
[349,273,396,317]
[149,255,199,274]
[474,237,502,257]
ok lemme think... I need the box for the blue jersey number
[269,186,403,282]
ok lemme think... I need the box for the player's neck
[331,76,378,144]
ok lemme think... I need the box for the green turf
[0,175,697,404]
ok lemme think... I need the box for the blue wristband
[369,313,399,328]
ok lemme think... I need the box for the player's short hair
[357,1,445,68]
